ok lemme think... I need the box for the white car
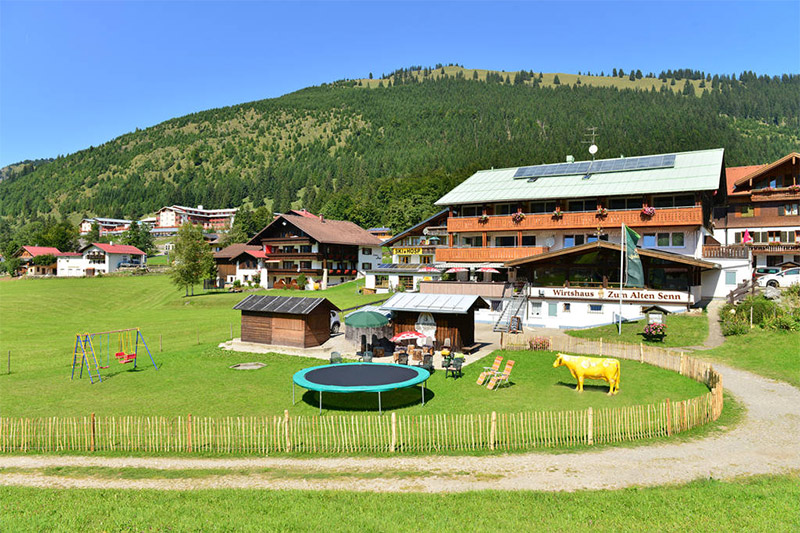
[757,267,800,288]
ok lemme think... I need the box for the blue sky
[1,0,798,167]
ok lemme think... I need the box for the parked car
[757,268,800,288]
[330,310,341,334]
[752,266,781,280]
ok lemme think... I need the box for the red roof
[91,243,146,255]
[21,246,62,257]
[725,165,764,194]
[287,209,318,219]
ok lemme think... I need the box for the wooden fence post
[187,413,192,453]
[680,352,686,375]
[587,407,593,445]
[489,411,497,450]
[284,410,291,452]
[639,343,643,363]
[90,413,95,452]
[390,412,397,453]
[665,398,672,436]
[599,337,602,356]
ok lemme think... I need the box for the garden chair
[445,357,464,379]
[476,355,504,385]
[360,351,373,363]
[486,360,515,390]
[397,353,409,365]
[330,351,342,364]
[420,353,434,373]
[411,349,423,363]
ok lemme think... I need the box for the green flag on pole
[624,225,644,288]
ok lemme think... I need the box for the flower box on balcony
[641,206,656,218]
[551,211,563,220]
[596,208,608,217]
[511,212,526,224]
[478,214,490,224]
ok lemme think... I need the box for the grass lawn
[146,255,169,266]
[704,329,800,388]
[0,276,707,419]
[566,313,709,348]
[1,473,797,531]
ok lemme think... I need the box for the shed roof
[233,295,340,315]
[380,293,489,314]
[248,214,382,247]
[435,148,725,206]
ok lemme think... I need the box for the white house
[57,243,147,276]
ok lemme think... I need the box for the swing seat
[120,355,136,364]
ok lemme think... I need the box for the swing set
[71,328,158,384]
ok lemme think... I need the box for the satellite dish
[589,144,598,155]
[545,236,555,248]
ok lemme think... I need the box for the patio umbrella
[390,331,427,343]
[346,310,390,329]
[477,267,500,273]
[742,229,752,244]
[418,265,440,273]
[445,267,468,274]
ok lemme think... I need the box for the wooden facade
[392,310,477,351]
[238,299,337,348]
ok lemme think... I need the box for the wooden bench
[461,344,480,355]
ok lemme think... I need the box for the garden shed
[380,293,489,351]
[233,295,340,348]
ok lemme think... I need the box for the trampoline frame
[292,363,430,414]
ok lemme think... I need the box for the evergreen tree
[472,70,478,80]
[612,68,617,77]
[88,222,100,243]
[368,72,373,79]
[682,79,696,96]
[553,74,561,85]
[629,71,636,81]
[635,69,643,79]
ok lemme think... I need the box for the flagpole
[619,223,624,335]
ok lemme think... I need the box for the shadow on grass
[300,385,435,414]
[554,380,612,393]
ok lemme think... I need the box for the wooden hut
[233,295,340,348]
[381,293,489,351]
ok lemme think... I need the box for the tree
[122,221,155,255]
[553,75,561,85]
[629,71,636,81]
[635,69,643,79]
[368,72,373,79]
[682,79,696,96]
[169,224,214,296]
[612,68,617,77]
[88,222,100,243]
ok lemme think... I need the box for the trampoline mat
[305,364,419,388]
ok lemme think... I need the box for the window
[494,236,516,247]
[491,300,503,312]
[609,197,643,210]
[653,195,695,208]
[362,262,372,271]
[399,256,410,264]
[530,302,542,317]
[566,199,595,212]
[281,246,296,253]
[642,233,656,247]
[281,261,295,269]
[768,231,781,244]
[563,303,571,313]
[521,235,537,246]
[494,203,514,215]
[766,256,782,267]
[589,304,603,313]
[739,205,754,217]
[461,236,482,247]
[672,233,685,247]
[461,205,480,217]
[529,201,556,214]
[420,255,433,264]
[361,248,372,255]
[657,233,670,246]
[300,261,312,269]
[564,235,585,247]
[725,271,736,285]
[780,203,799,216]
[300,245,312,253]
[548,302,557,316]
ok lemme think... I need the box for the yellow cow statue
[552,353,620,395]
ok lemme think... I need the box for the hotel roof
[435,148,725,206]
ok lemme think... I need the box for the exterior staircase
[492,285,528,333]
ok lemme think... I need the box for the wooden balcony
[750,243,800,255]
[702,245,749,259]
[446,207,703,233]
[750,188,800,202]
[266,252,321,260]
[435,246,548,263]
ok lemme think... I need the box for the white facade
[57,246,146,276]
[56,255,85,277]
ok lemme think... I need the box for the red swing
[115,330,137,364]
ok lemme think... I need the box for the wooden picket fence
[0,336,722,454]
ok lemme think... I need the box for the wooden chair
[411,349,423,363]
[375,347,385,358]
[397,353,409,365]
[486,360,515,390]
[476,355,503,385]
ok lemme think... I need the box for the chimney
[566,155,575,163]
[197,205,204,210]
[319,215,325,223]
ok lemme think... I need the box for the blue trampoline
[293,363,430,414]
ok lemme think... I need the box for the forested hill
[1,66,798,234]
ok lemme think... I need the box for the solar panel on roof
[514,154,676,180]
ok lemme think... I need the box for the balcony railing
[436,246,548,263]
[750,187,800,202]
[447,207,703,233]
[702,245,750,259]
[749,243,800,254]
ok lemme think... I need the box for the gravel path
[1,362,798,493]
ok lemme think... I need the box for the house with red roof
[76,243,146,275]
[713,153,800,267]
[12,246,64,276]
[212,244,279,287]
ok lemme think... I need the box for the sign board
[648,313,664,324]
[531,287,690,304]
[395,248,423,255]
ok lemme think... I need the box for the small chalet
[13,246,63,276]
[247,211,383,289]
[233,295,340,348]
[74,243,146,276]
[380,292,489,351]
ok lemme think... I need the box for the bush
[762,314,799,332]
[296,274,306,290]
[529,337,551,351]
[736,295,779,325]
[643,322,667,339]
[721,312,749,336]
[233,279,241,288]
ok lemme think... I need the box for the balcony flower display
[551,210,563,219]
[789,184,800,193]
[596,207,608,217]
[511,212,526,223]
[641,206,656,218]
[478,214,489,224]
[643,322,667,341]
[529,336,551,351]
